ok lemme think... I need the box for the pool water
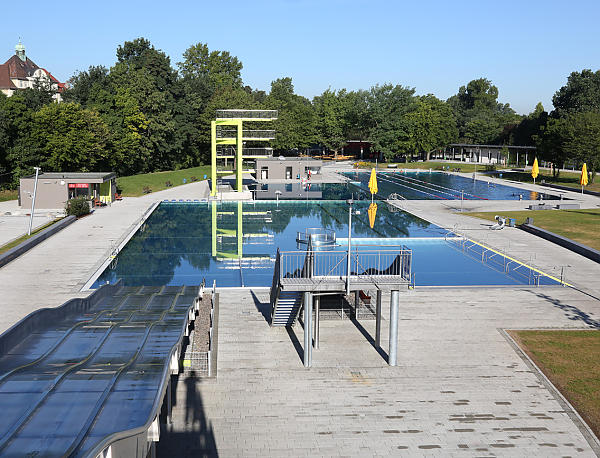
[93,201,561,288]
[342,170,561,201]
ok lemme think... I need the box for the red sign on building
[68,183,89,189]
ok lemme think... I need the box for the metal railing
[217,129,276,139]
[217,147,274,157]
[216,109,278,120]
[296,228,336,247]
[279,248,412,282]
[445,236,566,286]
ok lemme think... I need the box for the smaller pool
[343,170,562,201]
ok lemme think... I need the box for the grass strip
[510,330,600,440]
[117,166,212,197]
[0,190,18,202]
[0,218,63,256]
[467,209,600,252]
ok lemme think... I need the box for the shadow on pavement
[156,372,219,457]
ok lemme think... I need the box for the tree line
[1,37,599,187]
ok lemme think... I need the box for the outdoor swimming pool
[342,170,561,201]
[93,201,563,289]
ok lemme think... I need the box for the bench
[359,290,371,305]
[435,166,444,171]
[165,181,173,187]
[143,187,152,194]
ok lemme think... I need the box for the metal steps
[271,290,303,327]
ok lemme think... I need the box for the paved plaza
[2,169,600,456]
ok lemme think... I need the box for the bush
[65,196,91,217]
[484,164,497,172]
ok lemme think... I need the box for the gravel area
[191,293,211,352]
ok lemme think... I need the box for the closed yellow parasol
[368,202,378,229]
[581,163,588,193]
[368,168,378,202]
[531,158,539,185]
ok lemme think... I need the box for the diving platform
[270,244,411,368]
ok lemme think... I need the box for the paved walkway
[2,171,600,456]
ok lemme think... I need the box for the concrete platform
[2,171,600,457]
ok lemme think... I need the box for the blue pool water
[93,201,561,288]
[342,170,561,201]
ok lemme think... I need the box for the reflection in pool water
[93,201,561,289]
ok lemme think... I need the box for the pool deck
[2,171,600,457]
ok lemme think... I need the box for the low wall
[520,223,600,264]
[0,280,123,358]
[0,215,76,269]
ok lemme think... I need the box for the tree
[29,103,112,172]
[265,78,316,152]
[63,66,112,107]
[404,95,458,160]
[362,84,416,161]
[111,38,179,172]
[552,69,600,118]
[534,117,569,178]
[178,42,243,88]
[564,110,600,182]
[313,88,347,158]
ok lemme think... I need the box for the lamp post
[27,167,41,236]
[346,198,354,295]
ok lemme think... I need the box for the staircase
[271,289,303,327]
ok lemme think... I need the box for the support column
[314,295,320,349]
[236,120,243,191]
[303,292,312,367]
[211,121,217,196]
[389,290,399,366]
[375,290,382,348]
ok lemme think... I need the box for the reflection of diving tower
[211,109,278,197]
[211,201,275,269]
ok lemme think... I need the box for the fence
[279,247,412,283]
[445,236,566,286]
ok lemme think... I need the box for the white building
[0,39,64,101]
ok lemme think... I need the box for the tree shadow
[156,372,219,458]
[250,290,271,323]
[533,291,600,328]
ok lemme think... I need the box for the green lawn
[0,190,18,202]
[510,330,600,440]
[467,209,600,251]
[116,166,212,197]
[498,169,600,193]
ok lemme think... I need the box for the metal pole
[389,290,399,366]
[314,295,320,349]
[28,167,41,236]
[461,190,463,212]
[346,199,353,295]
[303,292,312,367]
[375,290,382,348]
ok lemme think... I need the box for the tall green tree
[552,69,600,118]
[405,95,458,159]
[265,77,316,152]
[110,38,179,172]
[29,103,112,172]
[313,88,347,158]
[534,117,569,177]
[564,110,600,182]
[178,42,243,88]
[363,84,416,161]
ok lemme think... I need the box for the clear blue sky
[3,0,598,114]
